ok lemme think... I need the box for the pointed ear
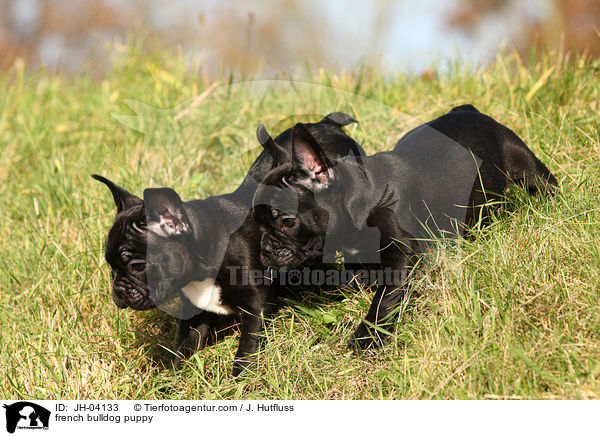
[291,123,334,188]
[92,174,142,213]
[256,123,289,168]
[143,188,192,238]
[324,112,358,127]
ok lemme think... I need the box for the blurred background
[0,0,598,75]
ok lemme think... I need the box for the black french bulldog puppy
[253,104,557,350]
[93,112,364,376]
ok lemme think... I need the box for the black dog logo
[3,402,50,434]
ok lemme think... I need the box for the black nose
[112,289,129,308]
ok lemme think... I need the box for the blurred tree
[448,0,600,57]
[0,0,194,70]
[2,0,597,73]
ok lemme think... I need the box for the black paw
[172,345,193,370]
[172,353,186,370]
[347,322,386,351]
[231,358,254,377]
[173,334,209,370]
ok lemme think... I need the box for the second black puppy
[253,105,557,349]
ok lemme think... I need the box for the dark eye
[129,260,146,273]
[282,217,296,228]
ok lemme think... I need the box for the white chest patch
[182,279,234,315]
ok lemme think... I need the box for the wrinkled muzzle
[112,273,155,311]
[260,232,324,269]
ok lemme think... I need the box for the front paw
[173,353,186,370]
[347,322,386,351]
[173,341,201,369]
[231,358,254,377]
[173,329,210,369]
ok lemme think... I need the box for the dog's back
[393,105,557,226]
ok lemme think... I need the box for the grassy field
[1,44,599,400]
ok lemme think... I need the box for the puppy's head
[92,174,151,310]
[93,175,198,310]
[253,123,340,268]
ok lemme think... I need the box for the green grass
[1,44,599,399]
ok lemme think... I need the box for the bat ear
[450,104,479,113]
[143,188,192,238]
[291,123,334,190]
[92,174,142,213]
[324,112,358,127]
[256,123,289,168]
